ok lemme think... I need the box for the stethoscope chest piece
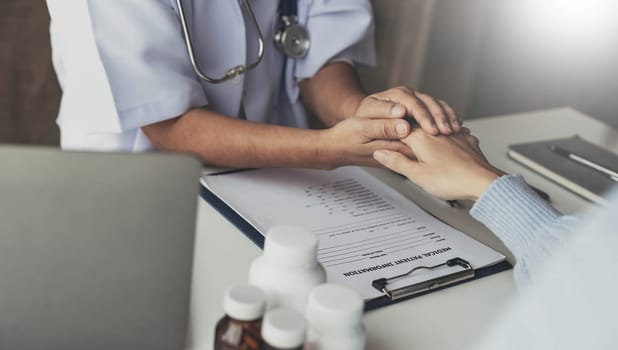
[177,0,309,83]
[274,16,310,58]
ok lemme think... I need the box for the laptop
[0,146,202,350]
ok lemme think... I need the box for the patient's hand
[373,128,503,201]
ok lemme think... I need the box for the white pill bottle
[261,308,307,350]
[248,225,326,314]
[304,284,366,350]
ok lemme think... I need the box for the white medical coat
[46,0,375,151]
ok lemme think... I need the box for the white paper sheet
[202,167,505,301]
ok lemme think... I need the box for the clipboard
[200,177,512,311]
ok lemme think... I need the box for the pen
[550,145,618,182]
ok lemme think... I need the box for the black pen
[551,145,618,182]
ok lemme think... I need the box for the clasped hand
[374,128,504,201]
[319,85,503,201]
[317,86,462,169]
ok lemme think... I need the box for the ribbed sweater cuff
[470,175,562,257]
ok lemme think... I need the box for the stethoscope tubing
[175,0,265,84]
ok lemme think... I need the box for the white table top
[186,108,617,350]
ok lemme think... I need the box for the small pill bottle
[260,308,307,350]
[214,285,267,350]
[305,284,366,350]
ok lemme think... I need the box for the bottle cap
[263,225,318,267]
[223,285,266,321]
[306,284,364,331]
[261,308,307,348]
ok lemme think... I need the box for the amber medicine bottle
[215,285,267,350]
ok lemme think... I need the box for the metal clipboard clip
[371,257,475,300]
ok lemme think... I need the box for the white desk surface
[186,108,618,350]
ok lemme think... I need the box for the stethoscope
[175,0,311,84]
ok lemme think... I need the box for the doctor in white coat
[46,0,461,168]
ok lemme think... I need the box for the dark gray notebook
[508,135,618,204]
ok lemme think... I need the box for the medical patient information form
[202,167,506,301]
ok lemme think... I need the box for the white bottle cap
[306,284,364,331]
[223,285,266,321]
[263,225,319,267]
[261,308,307,349]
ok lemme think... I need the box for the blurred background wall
[0,0,616,145]
[0,0,60,145]
[362,0,618,128]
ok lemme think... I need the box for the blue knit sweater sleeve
[470,175,579,287]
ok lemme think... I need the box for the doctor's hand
[373,128,504,201]
[354,87,461,136]
[317,116,415,169]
